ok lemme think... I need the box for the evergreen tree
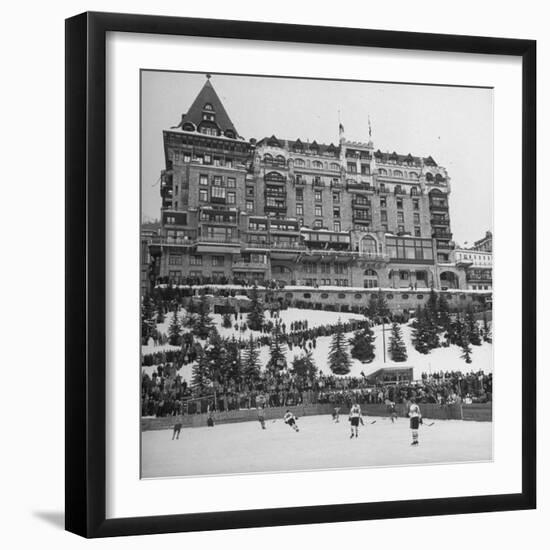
[411,308,431,354]
[156,302,165,324]
[349,324,376,363]
[437,292,451,329]
[388,322,408,362]
[376,289,390,319]
[366,294,379,320]
[167,308,182,345]
[290,350,318,379]
[193,294,214,339]
[141,296,156,344]
[225,336,243,386]
[482,312,492,343]
[221,298,233,328]
[426,286,439,323]
[266,321,287,374]
[203,329,227,386]
[328,319,352,374]
[247,285,265,331]
[466,307,482,346]
[460,326,473,364]
[191,349,211,396]
[242,334,261,382]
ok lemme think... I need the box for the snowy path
[141,414,492,478]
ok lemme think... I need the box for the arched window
[363,269,378,289]
[402,293,409,299]
[313,160,323,169]
[303,293,311,299]
[203,103,214,111]
[285,292,293,299]
[275,155,286,167]
[354,293,363,300]
[378,168,387,175]
[294,158,305,167]
[411,186,418,196]
[263,154,273,165]
[417,294,424,299]
[321,292,329,299]
[330,162,340,171]
[338,293,346,299]
[360,236,377,256]
[394,170,403,177]
[265,171,285,182]
[409,171,419,179]
[435,173,444,182]
[386,293,394,300]
[425,172,434,182]
[224,129,235,139]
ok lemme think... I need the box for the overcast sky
[141,71,493,246]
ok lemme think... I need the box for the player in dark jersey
[388,401,398,423]
[332,406,341,423]
[256,393,267,429]
[172,420,182,440]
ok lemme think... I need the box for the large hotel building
[147,75,484,295]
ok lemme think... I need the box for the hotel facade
[147,76,480,295]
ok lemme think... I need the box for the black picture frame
[65,11,536,538]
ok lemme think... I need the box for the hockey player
[256,393,267,429]
[348,402,362,438]
[172,420,182,440]
[408,399,422,445]
[332,406,341,423]
[389,401,398,423]
[283,410,300,432]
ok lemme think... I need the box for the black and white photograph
[140,71,494,479]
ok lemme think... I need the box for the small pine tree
[466,308,482,346]
[225,336,243,385]
[460,326,473,364]
[366,294,379,320]
[266,322,287,374]
[482,312,492,343]
[141,296,156,344]
[191,350,211,396]
[203,329,227,386]
[193,294,214,339]
[411,308,431,354]
[376,289,390,319]
[328,319,352,374]
[247,285,265,331]
[291,350,318,379]
[437,292,451,329]
[349,325,376,363]
[167,308,182,345]
[243,334,261,383]
[388,322,408,362]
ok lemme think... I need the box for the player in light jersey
[283,410,299,432]
[408,399,422,445]
[389,401,398,423]
[348,402,362,438]
[332,406,341,423]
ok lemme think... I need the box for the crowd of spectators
[141,365,492,418]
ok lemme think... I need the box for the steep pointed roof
[181,76,238,135]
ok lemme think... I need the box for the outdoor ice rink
[141,414,493,478]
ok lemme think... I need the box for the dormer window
[203,103,214,111]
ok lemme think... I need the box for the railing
[429,203,449,211]
[358,251,390,261]
[232,261,269,270]
[433,231,453,239]
[435,242,454,250]
[346,181,373,191]
[270,241,306,250]
[352,215,372,223]
[264,204,287,212]
[352,199,371,207]
[196,235,241,244]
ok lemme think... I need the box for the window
[314,190,322,202]
[199,174,208,186]
[212,175,223,187]
[334,221,341,232]
[246,187,254,197]
[402,293,409,299]
[166,216,175,224]
[361,164,370,175]
[190,255,202,266]
[333,207,340,218]
[296,204,304,216]
[296,188,304,201]
[355,293,363,299]
[183,153,191,163]
[169,270,182,281]
[398,225,405,234]
[313,220,323,228]
[400,271,409,281]
[303,293,311,299]
[379,183,386,193]
[294,158,305,167]
[396,198,403,209]
[212,256,225,266]
[334,264,346,274]
[168,255,182,265]
[380,197,387,208]
[381,210,388,222]
[204,154,212,164]
[397,211,404,224]
[347,162,357,173]
[414,226,421,237]
[382,224,388,233]
[417,294,424,300]
[330,162,340,171]
[199,189,208,202]
[246,200,253,211]
[320,263,330,274]
[227,192,236,204]
[313,160,323,169]
[413,199,419,210]
[386,294,394,300]
[227,177,236,188]
[211,186,226,199]
[315,206,323,217]
[413,213,420,224]
[333,192,340,203]
[226,158,233,168]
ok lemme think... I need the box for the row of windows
[199,174,237,187]
[173,151,236,167]
[290,291,468,301]
[198,188,237,204]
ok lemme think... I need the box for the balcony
[432,231,453,239]
[352,199,371,208]
[210,195,226,204]
[352,212,372,223]
[346,181,373,192]
[431,218,450,226]
[270,241,306,251]
[232,260,269,271]
[264,189,287,199]
[429,203,449,212]
[264,203,287,214]
[312,178,325,187]
[435,242,455,250]
[358,251,390,262]
[196,235,240,245]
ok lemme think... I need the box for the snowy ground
[141,414,493,478]
[142,307,493,382]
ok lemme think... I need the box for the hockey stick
[369,420,377,425]
[424,421,435,427]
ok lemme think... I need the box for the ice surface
[141,414,493,478]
